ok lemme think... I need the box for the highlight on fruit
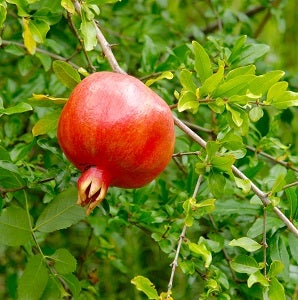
[57,71,175,214]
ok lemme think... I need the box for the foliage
[0,0,298,299]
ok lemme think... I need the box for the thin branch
[166,174,203,298]
[72,0,126,74]
[262,206,268,277]
[246,145,298,172]
[1,40,81,69]
[66,12,96,73]
[173,115,298,237]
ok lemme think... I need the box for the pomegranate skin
[57,71,175,214]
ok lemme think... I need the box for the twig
[166,174,203,298]
[72,0,126,74]
[246,145,298,172]
[262,207,268,277]
[1,40,81,70]
[66,12,96,73]
[173,115,298,237]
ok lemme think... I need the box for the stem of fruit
[173,115,298,237]
[166,174,203,299]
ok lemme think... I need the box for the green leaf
[266,277,286,300]
[0,4,7,28]
[183,197,195,227]
[249,106,263,122]
[226,104,244,127]
[52,60,81,89]
[61,0,75,14]
[192,41,212,82]
[188,239,212,268]
[286,188,298,224]
[270,173,286,195]
[288,232,298,264]
[230,254,260,274]
[208,172,226,198]
[29,94,68,107]
[34,187,85,233]
[248,70,284,95]
[28,19,50,43]
[247,217,284,238]
[267,260,284,279]
[145,71,173,86]
[247,271,269,288]
[0,206,31,246]
[226,65,256,80]
[50,248,77,274]
[266,81,288,103]
[60,273,81,298]
[177,91,198,112]
[0,102,32,116]
[229,237,262,252]
[22,17,36,54]
[211,154,235,174]
[213,75,255,98]
[234,177,251,193]
[131,276,159,299]
[271,90,298,109]
[0,161,25,189]
[80,11,97,51]
[18,254,49,300]
[32,109,61,136]
[206,141,219,159]
[201,61,224,95]
[179,69,197,93]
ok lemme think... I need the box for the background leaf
[131,276,159,299]
[18,254,48,300]
[52,60,81,89]
[0,206,31,246]
[34,187,85,233]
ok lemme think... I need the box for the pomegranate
[57,71,175,214]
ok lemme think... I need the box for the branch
[72,0,126,74]
[166,174,203,298]
[173,115,298,237]
[1,40,81,70]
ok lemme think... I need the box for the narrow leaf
[22,17,36,54]
[145,71,173,86]
[192,41,212,82]
[80,10,97,51]
[18,254,49,300]
[0,206,31,246]
[179,69,197,93]
[52,60,81,89]
[0,102,32,116]
[131,276,159,299]
[229,237,262,252]
[34,187,85,233]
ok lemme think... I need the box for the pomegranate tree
[57,72,175,214]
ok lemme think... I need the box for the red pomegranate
[57,71,175,214]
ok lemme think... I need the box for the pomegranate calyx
[77,167,108,215]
